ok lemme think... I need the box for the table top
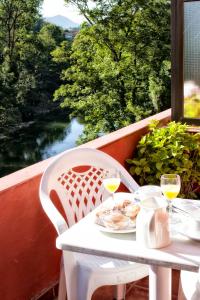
[56,196,200,272]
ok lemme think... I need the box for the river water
[0,112,84,177]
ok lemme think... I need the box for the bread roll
[124,204,140,220]
[103,212,129,229]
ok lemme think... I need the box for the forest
[0,0,68,130]
[0,0,171,143]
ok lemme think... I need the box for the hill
[45,15,79,29]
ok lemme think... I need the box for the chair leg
[76,267,94,300]
[114,284,126,300]
[58,259,67,300]
[178,270,200,300]
[178,281,186,300]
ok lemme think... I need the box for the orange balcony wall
[0,109,171,300]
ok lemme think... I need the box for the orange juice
[103,178,120,193]
[161,184,180,200]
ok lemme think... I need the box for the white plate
[176,223,200,241]
[95,192,137,234]
[94,222,136,234]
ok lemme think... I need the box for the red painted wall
[0,175,60,300]
[0,110,171,300]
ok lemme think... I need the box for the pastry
[103,212,129,229]
[95,199,140,229]
[124,204,140,220]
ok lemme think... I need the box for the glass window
[171,0,200,125]
[184,1,200,119]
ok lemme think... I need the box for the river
[0,112,84,177]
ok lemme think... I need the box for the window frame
[171,0,200,125]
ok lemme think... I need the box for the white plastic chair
[39,147,149,300]
[178,269,200,300]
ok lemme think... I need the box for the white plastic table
[56,199,200,300]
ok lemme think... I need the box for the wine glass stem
[112,193,114,202]
[168,199,173,216]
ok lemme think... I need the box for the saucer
[176,223,200,241]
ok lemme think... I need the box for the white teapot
[134,185,162,201]
[136,197,171,249]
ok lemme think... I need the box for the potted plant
[127,120,200,199]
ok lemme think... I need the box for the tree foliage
[54,0,171,143]
[0,0,67,128]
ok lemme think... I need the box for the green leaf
[144,166,151,173]
[135,167,142,175]
[156,162,163,170]
[129,166,136,175]
[126,159,134,164]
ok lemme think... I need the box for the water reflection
[0,112,84,177]
[42,118,84,159]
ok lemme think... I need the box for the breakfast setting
[93,170,200,244]
[55,158,200,300]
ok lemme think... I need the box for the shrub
[127,120,200,199]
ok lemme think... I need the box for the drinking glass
[160,174,181,223]
[103,169,120,202]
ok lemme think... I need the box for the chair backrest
[39,148,139,235]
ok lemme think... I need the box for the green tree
[38,22,65,49]
[0,0,67,128]
[54,0,171,143]
[0,0,42,126]
[21,22,67,117]
[0,0,41,62]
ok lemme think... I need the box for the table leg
[149,266,171,300]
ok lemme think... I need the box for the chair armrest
[120,170,139,193]
[40,191,68,235]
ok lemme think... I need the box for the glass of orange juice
[160,174,181,223]
[103,169,120,202]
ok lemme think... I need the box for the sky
[41,0,85,24]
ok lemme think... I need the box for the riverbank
[0,106,63,139]
[0,110,84,177]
